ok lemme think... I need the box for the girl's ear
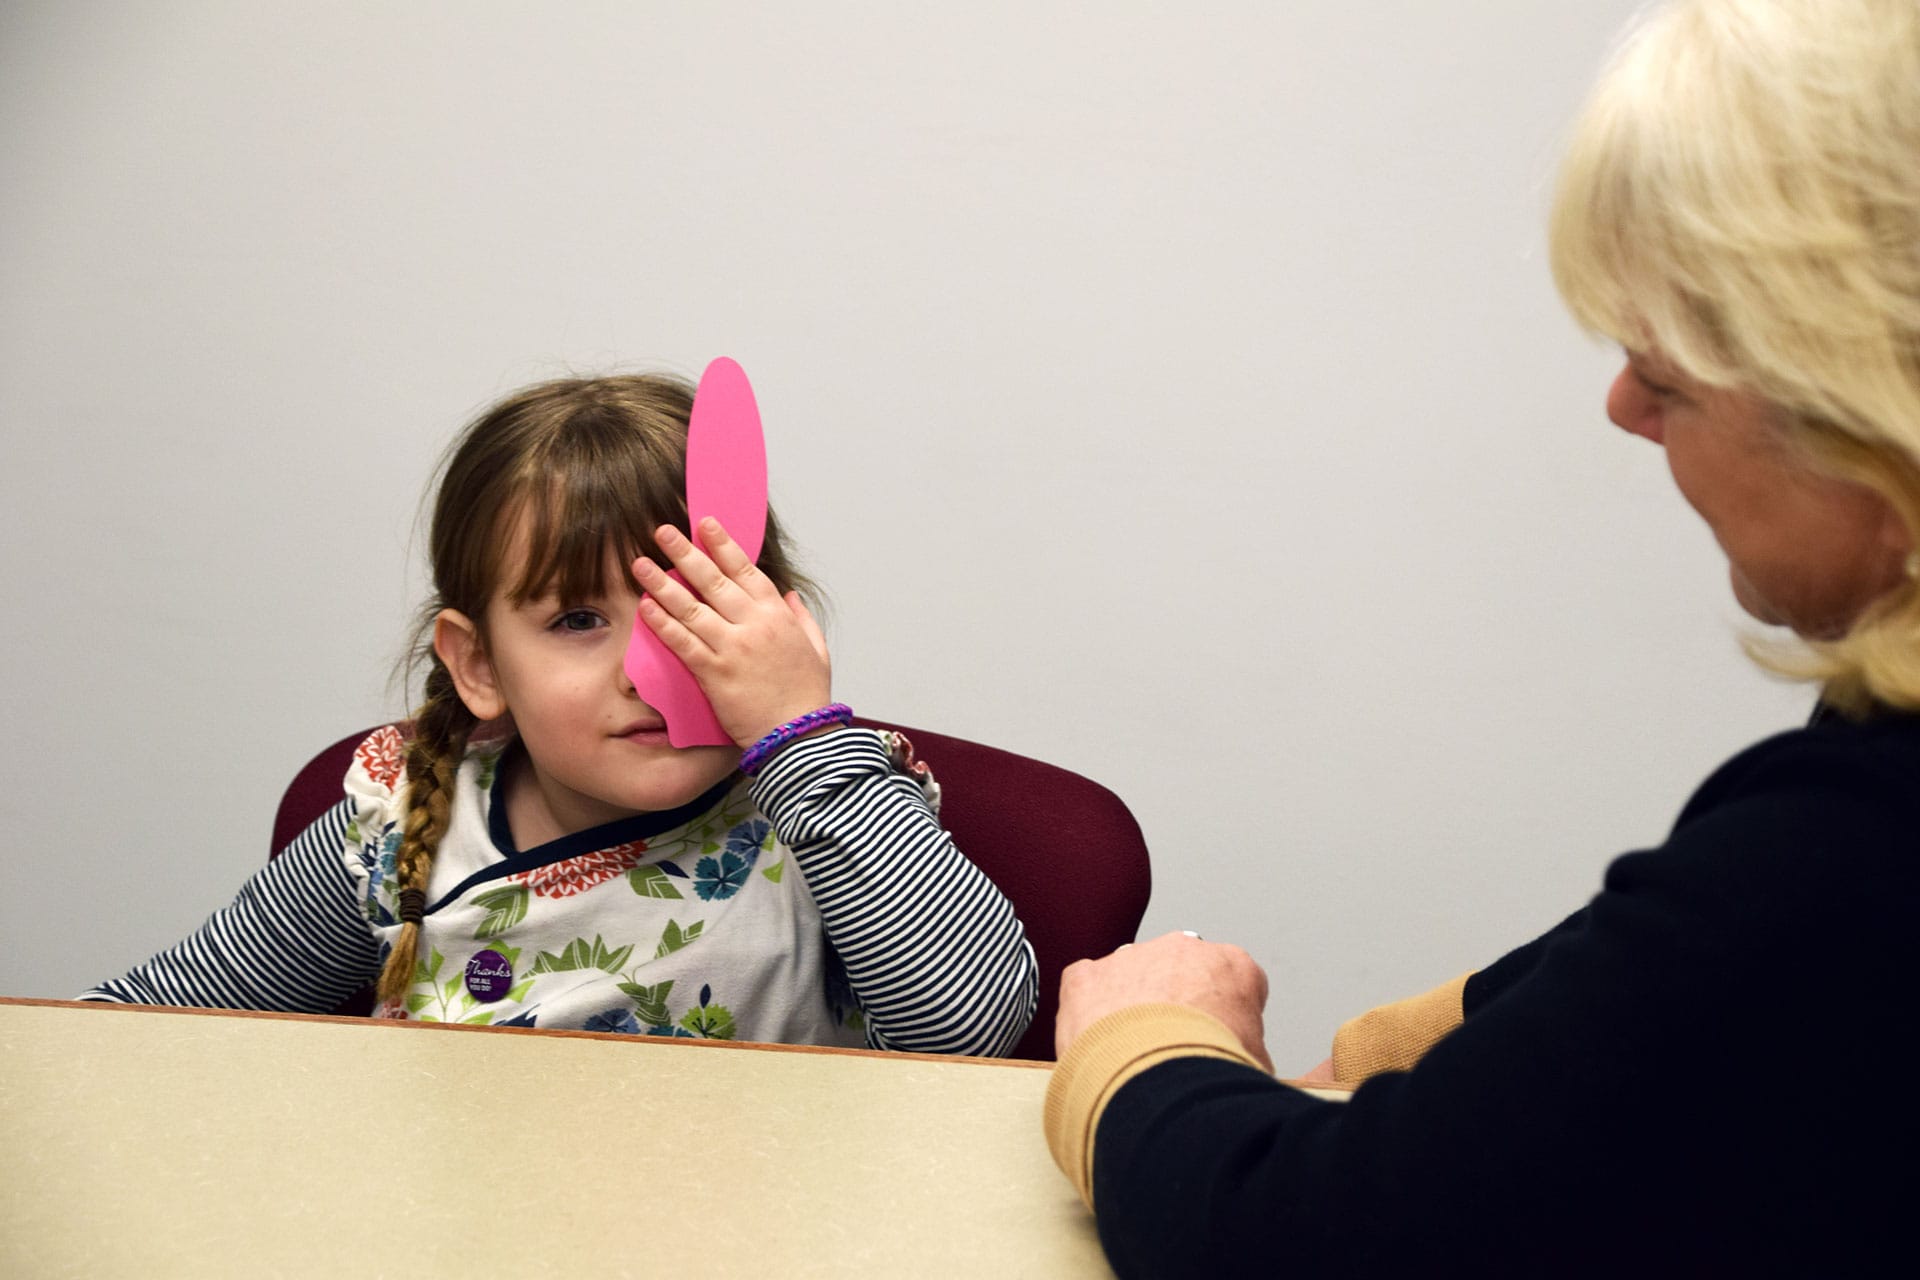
[433,609,507,721]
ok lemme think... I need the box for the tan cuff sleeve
[1329,972,1471,1084]
[1043,1004,1266,1209]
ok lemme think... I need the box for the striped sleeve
[750,728,1039,1057]
[79,798,382,1012]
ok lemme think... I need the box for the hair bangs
[1554,18,1699,364]
[499,411,689,607]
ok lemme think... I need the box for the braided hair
[373,662,472,1006]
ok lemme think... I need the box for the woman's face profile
[1606,353,1912,639]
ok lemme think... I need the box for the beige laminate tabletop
[0,997,1112,1278]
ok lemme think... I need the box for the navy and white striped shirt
[85,728,1037,1057]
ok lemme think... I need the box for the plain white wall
[0,1,1813,1068]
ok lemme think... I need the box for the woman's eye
[553,609,605,633]
[1632,367,1688,405]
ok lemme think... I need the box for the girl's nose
[1606,364,1667,446]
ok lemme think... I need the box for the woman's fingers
[1054,932,1273,1070]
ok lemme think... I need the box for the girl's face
[436,526,738,845]
[1606,352,1913,638]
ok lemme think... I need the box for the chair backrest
[272,718,1151,1060]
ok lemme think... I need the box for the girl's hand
[633,517,833,748]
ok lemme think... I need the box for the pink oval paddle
[623,357,769,747]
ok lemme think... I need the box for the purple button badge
[464,949,514,1003]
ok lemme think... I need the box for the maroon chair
[272,718,1151,1060]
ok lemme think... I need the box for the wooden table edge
[0,994,1058,1069]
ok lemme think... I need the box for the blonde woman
[1047,1,1920,1273]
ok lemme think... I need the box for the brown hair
[374,373,812,1006]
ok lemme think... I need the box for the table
[0,997,1110,1278]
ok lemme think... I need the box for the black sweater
[1092,707,1920,1278]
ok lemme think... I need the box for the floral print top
[345,726,865,1045]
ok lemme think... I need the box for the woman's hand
[1056,931,1274,1071]
[633,517,833,748]
[1296,1056,1337,1083]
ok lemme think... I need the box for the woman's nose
[1606,365,1666,446]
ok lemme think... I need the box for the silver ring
[1181,930,1202,939]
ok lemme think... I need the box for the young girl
[84,373,1039,1055]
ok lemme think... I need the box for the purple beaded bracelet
[739,703,854,775]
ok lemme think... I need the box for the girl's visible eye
[550,609,606,634]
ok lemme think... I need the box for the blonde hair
[1550,0,1920,712]
[374,373,812,1005]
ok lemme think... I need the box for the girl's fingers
[651,525,743,616]
[693,518,760,579]
[635,595,705,661]
[630,556,725,650]
[635,522,805,687]
[688,519,783,603]
[785,592,831,665]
